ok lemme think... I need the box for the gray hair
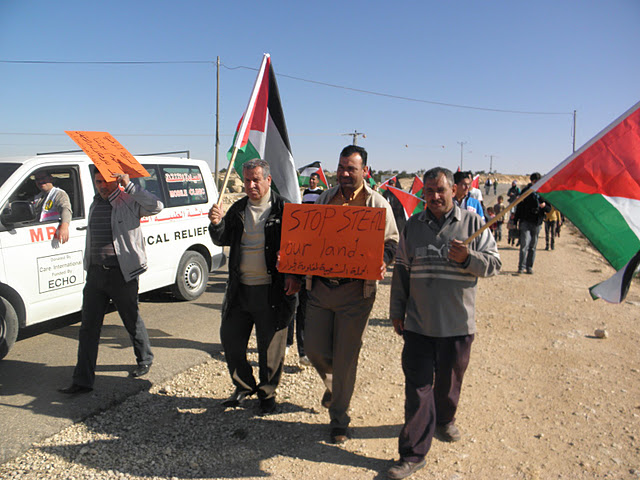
[423,167,454,187]
[243,159,270,178]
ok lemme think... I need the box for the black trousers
[398,331,474,462]
[73,265,153,388]
[221,284,287,400]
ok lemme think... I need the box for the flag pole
[217,147,239,206]
[462,188,535,245]
[215,54,270,208]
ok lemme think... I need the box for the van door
[0,165,87,325]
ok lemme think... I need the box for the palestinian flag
[385,186,426,219]
[409,175,424,196]
[471,174,480,189]
[379,175,397,192]
[535,101,640,303]
[364,167,376,188]
[228,54,301,203]
[589,250,640,303]
[298,161,329,188]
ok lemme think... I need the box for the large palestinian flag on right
[534,101,640,302]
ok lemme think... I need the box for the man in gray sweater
[387,167,501,479]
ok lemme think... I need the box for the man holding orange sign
[59,171,163,394]
[304,145,398,444]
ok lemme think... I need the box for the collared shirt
[310,182,400,297]
[425,206,454,230]
[454,194,484,218]
[328,183,366,206]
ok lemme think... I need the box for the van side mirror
[1,201,36,227]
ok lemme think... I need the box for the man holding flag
[210,53,302,414]
[209,159,300,415]
[388,167,500,479]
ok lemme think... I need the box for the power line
[0,60,212,65]
[1,58,574,116]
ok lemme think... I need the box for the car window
[2,166,83,226]
[131,166,162,201]
[161,166,208,207]
[0,163,21,188]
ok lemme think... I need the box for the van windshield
[0,163,21,188]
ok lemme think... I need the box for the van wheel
[0,296,19,360]
[171,251,209,301]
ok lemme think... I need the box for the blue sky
[1,0,638,175]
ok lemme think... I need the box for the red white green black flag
[384,186,426,219]
[298,161,329,188]
[228,54,301,203]
[534,101,640,303]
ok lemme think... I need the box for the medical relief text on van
[37,251,84,293]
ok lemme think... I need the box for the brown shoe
[387,458,426,479]
[436,423,461,442]
[330,427,349,444]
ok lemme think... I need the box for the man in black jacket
[514,172,550,274]
[208,159,300,415]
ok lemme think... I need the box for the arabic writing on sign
[279,203,385,281]
[65,131,149,179]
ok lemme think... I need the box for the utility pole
[485,154,498,173]
[457,141,467,170]
[214,56,220,190]
[342,130,366,145]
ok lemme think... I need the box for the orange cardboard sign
[279,203,386,280]
[65,131,149,179]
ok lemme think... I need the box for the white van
[0,154,226,359]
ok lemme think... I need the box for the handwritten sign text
[279,203,386,280]
[65,131,149,179]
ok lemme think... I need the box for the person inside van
[33,171,72,244]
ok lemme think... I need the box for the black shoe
[222,389,252,408]
[321,389,332,409]
[526,268,533,275]
[436,423,462,442]
[330,427,349,444]
[58,384,93,395]
[129,364,151,378]
[387,458,426,479]
[259,397,276,416]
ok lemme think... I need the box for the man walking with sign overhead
[387,167,500,479]
[208,159,300,415]
[59,171,163,395]
[305,145,399,444]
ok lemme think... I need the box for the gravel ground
[2,223,639,479]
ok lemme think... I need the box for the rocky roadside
[1,224,639,480]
